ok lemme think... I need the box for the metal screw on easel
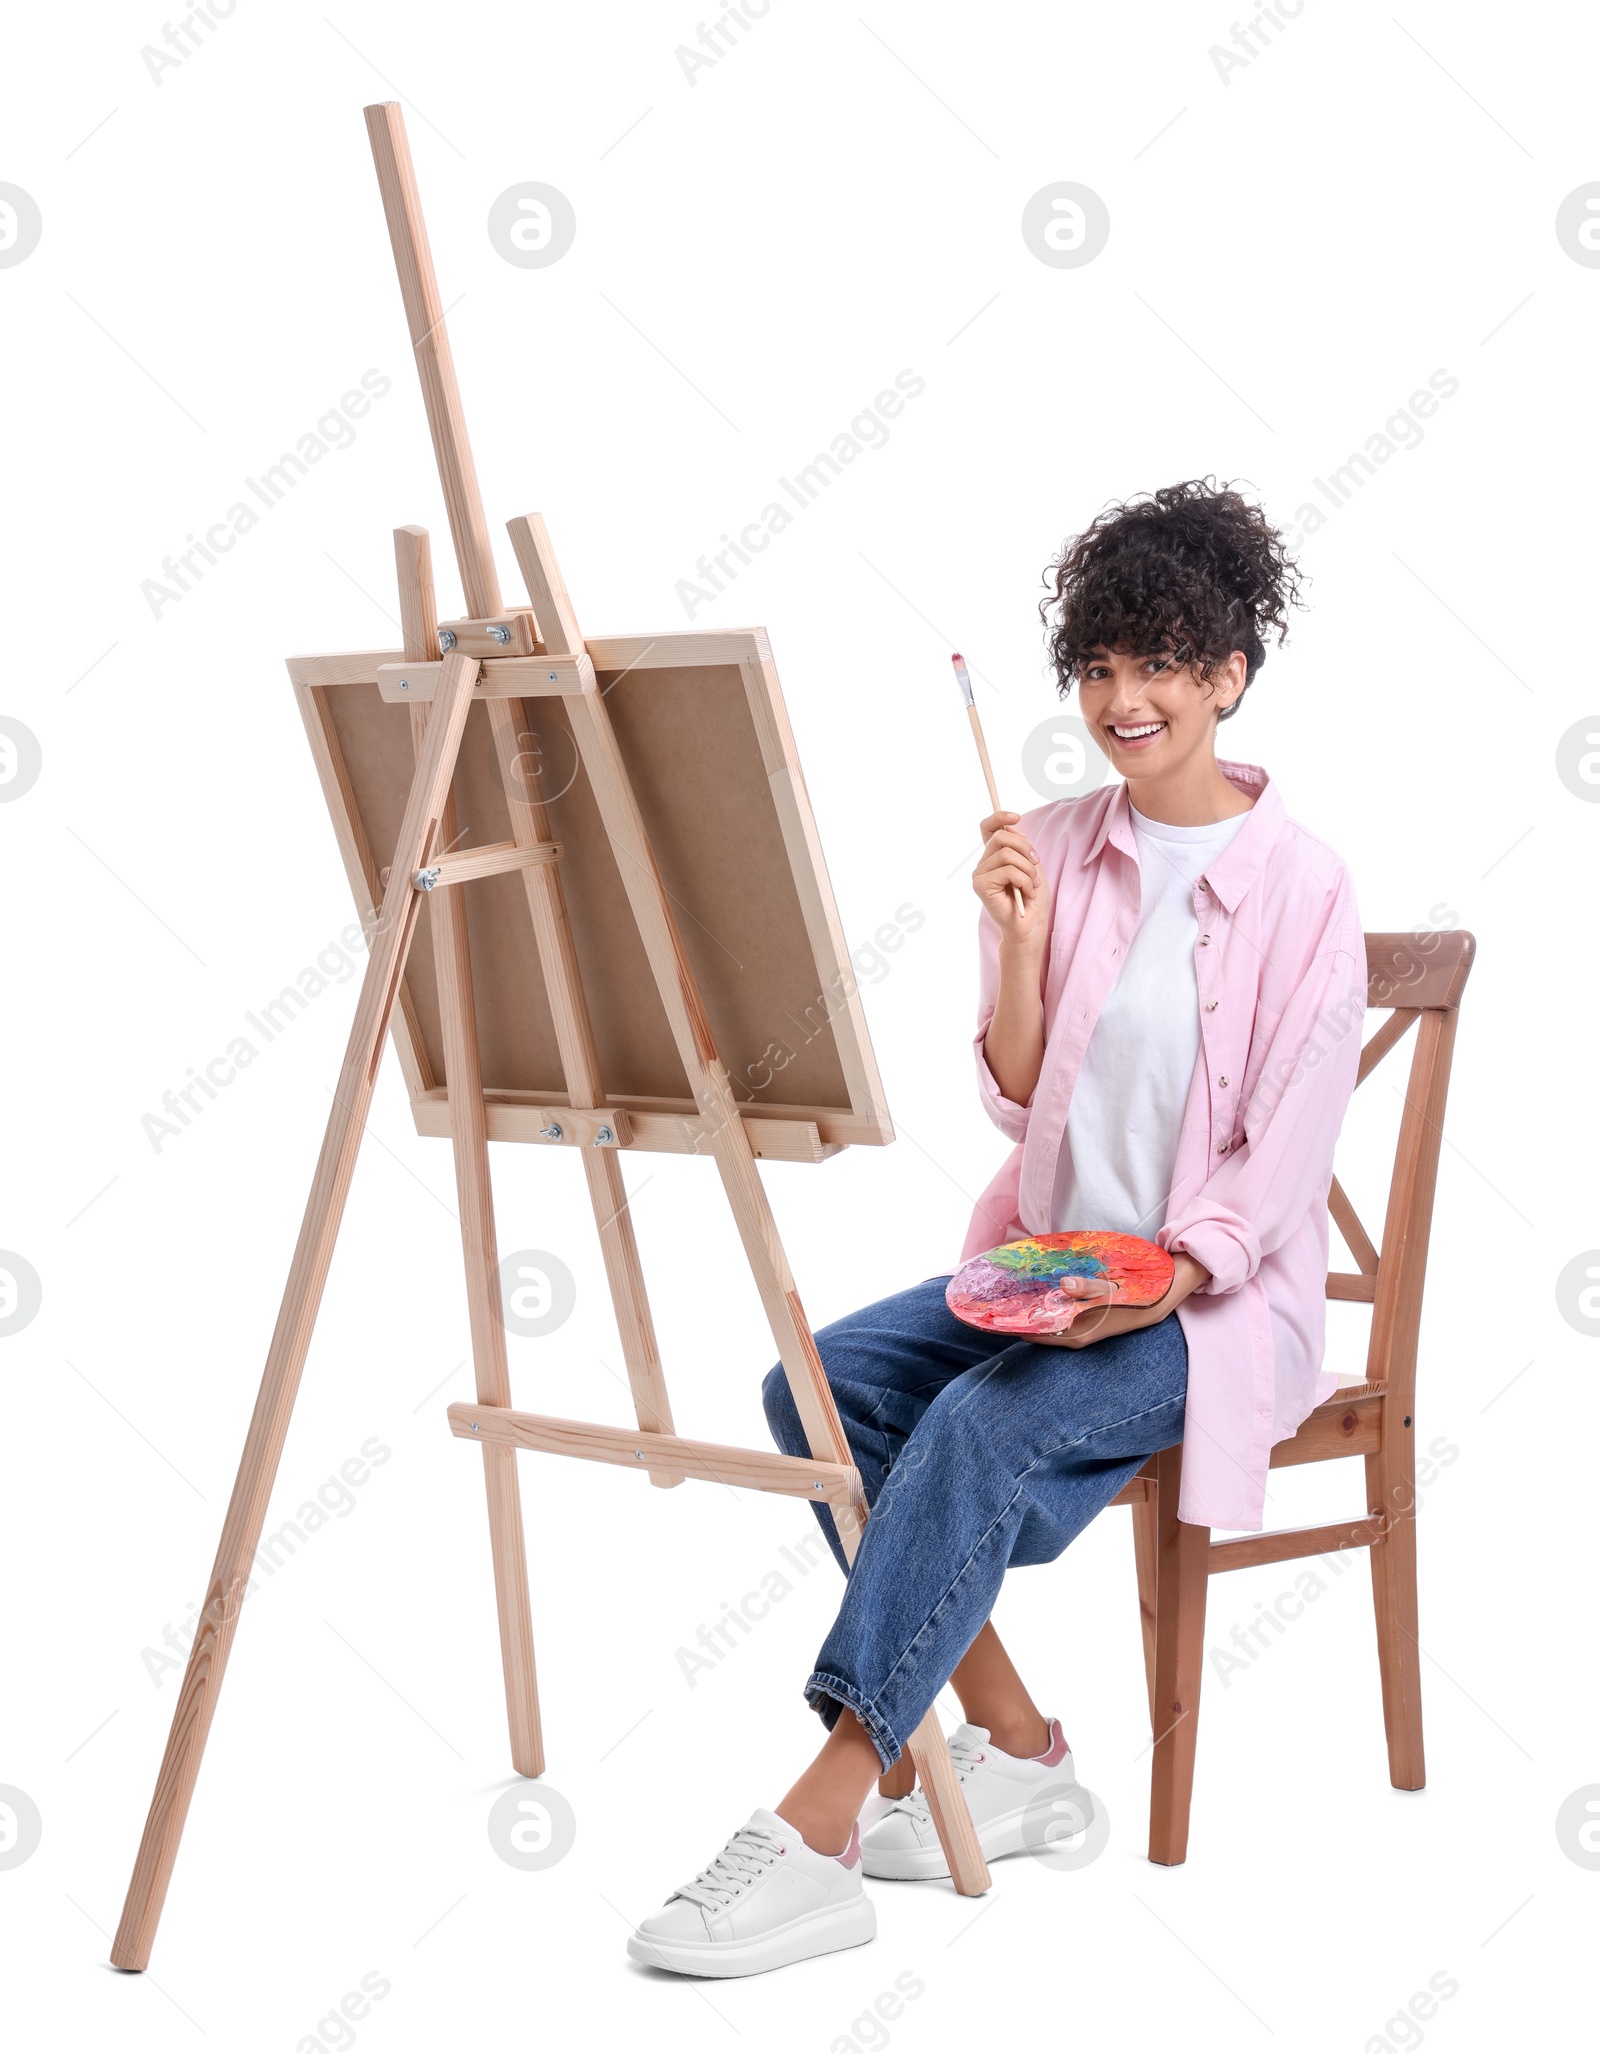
[540,1121,564,1141]
[488,623,512,645]
[592,1125,614,1146]
[438,628,457,652]
[413,865,442,892]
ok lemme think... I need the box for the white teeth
[1112,722,1164,739]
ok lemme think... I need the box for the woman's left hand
[1037,1253,1211,1349]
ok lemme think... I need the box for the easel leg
[400,527,542,1773]
[508,506,988,1893]
[878,1757,917,1800]
[426,778,543,1777]
[112,655,481,1971]
[905,1708,988,1880]
[582,1147,678,1455]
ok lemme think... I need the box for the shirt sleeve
[972,906,1035,1142]
[1160,871,1366,1296]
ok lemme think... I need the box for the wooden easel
[111,103,988,1971]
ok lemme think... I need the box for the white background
[3,0,1597,2047]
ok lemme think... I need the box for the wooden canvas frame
[285,624,894,1164]
[112,104,987,1971]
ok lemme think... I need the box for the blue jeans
[761,1276,1188,1770]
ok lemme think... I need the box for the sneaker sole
[627,1893,877,1978]
[859,1788,1092,1881]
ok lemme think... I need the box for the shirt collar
[1081,759,1284,913]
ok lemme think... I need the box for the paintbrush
[951,652,1025,917]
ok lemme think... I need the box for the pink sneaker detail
[1032,1716,1069,1767]
[834,1822,862,1868]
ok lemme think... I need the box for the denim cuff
[803,1670,903,1772]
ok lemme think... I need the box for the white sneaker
[628,1809,876,1978]
[860,1719,1083,1880]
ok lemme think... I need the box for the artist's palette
[946,1231,1175,1336]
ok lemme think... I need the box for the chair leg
[1147,1443,1209,1866]
[1365,1442,1425,1790]
[1130,1483,1159,1735]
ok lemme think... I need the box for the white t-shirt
[1050,801,1252,1239]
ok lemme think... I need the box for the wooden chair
[1115,928,1476,1863]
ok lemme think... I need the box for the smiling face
[1076,645,1247,785]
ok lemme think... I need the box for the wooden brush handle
[967,705,1026,916]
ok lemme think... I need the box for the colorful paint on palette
[945,1231,1175,1337]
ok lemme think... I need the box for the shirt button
[1205,1000,1218,1011]
[1217,1140,1229,1152]
[1199,935,1210,945]
[1219,1075,1230,1087]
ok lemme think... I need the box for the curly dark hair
[1039,479,1304,720]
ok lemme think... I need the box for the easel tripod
[111,102,989,1971]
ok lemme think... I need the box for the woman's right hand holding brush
[973,810,1050,948]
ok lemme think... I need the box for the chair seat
[1111,1380,1389,1507]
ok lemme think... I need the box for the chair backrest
[1326,931,1476,1409]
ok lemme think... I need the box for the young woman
[628,481,1367,1978]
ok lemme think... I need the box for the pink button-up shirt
[960,759,1366,1531]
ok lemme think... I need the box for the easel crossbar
[417,839,560,889]
[447,1402,865,1513]
[377,653,594,702]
